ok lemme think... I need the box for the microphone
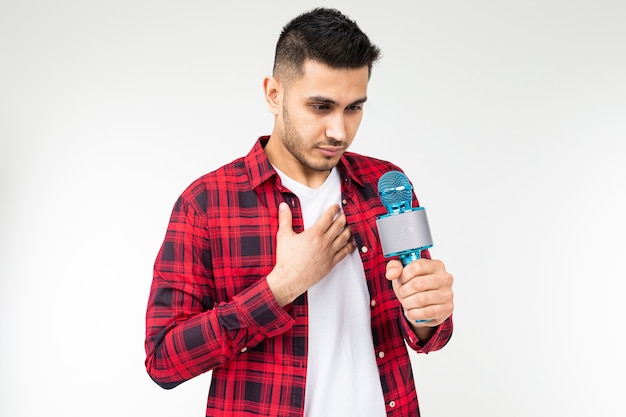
[376,171,434,323]
[376,170,433,266]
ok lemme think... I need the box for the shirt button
[378,351,385,359]
[342,199,347,205]
[360,246,368,253]
[240,347,248,353]
[370,299,376,307]
[389,401,396,408]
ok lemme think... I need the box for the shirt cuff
[402,315,453,354]
[224,278,295,339]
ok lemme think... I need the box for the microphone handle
[398,251,431,324]
[399,251,422,266]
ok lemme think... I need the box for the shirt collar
[244,136,365,189]
[244,136,278,189]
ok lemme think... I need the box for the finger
[331,222,352,246]
[405,301,453,326]
[404,258,446,277]
[325,216,348,244]
[331,233,356,263]
[405,307,440,325]
[397,271,453,300]
[391,260,426,287]
[398,274,436,297]
[306,204,341,235]
[324,205,346,235]
[385,260,403,281]
[396,259,448,287]
[277,202,293,234]
[402,287,451,310]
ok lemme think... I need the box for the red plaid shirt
[145,136,453,416]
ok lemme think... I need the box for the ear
[263,76,282,116]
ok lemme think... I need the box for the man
[145,7,454,417]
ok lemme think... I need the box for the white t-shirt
[274,167,387,417]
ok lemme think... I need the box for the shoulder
[176,156,248,213]
[342,151,404,180]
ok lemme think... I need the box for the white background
[1,1,625,416]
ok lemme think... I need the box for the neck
[273,165,333,189]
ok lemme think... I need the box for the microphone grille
[378,170,413,208]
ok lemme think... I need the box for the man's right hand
[266,202,355,306]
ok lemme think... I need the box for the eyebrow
[307,96,368,106]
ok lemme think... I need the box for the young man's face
[266,59,370,186]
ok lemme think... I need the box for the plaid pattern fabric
[145,136,453,416]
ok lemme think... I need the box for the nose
[325,112,347,142]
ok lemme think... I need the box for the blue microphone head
[378,170,413,214]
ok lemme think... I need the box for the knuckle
[414,292,430,307]
[409,277,422,292]
[423,305,436,317]
[407,260,423,275]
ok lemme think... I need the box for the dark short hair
[273,8,381,82]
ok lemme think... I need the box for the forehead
[287,60,369,102]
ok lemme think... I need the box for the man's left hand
[385,258,454,329]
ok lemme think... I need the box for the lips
[318,146,344,157]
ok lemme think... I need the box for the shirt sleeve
[144,195,294,389]
[402,315,453,354]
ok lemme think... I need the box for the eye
[346,105,362,112]
[311,104,331,112]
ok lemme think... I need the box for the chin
[311,160,339,172]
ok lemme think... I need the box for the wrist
[411,322,437,345]
[266,267,298,307]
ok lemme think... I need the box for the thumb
[385,259,403,281]
[277,202,293,233]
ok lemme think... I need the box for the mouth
[317,146,345,158]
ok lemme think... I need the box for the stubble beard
[281,104,340,172]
